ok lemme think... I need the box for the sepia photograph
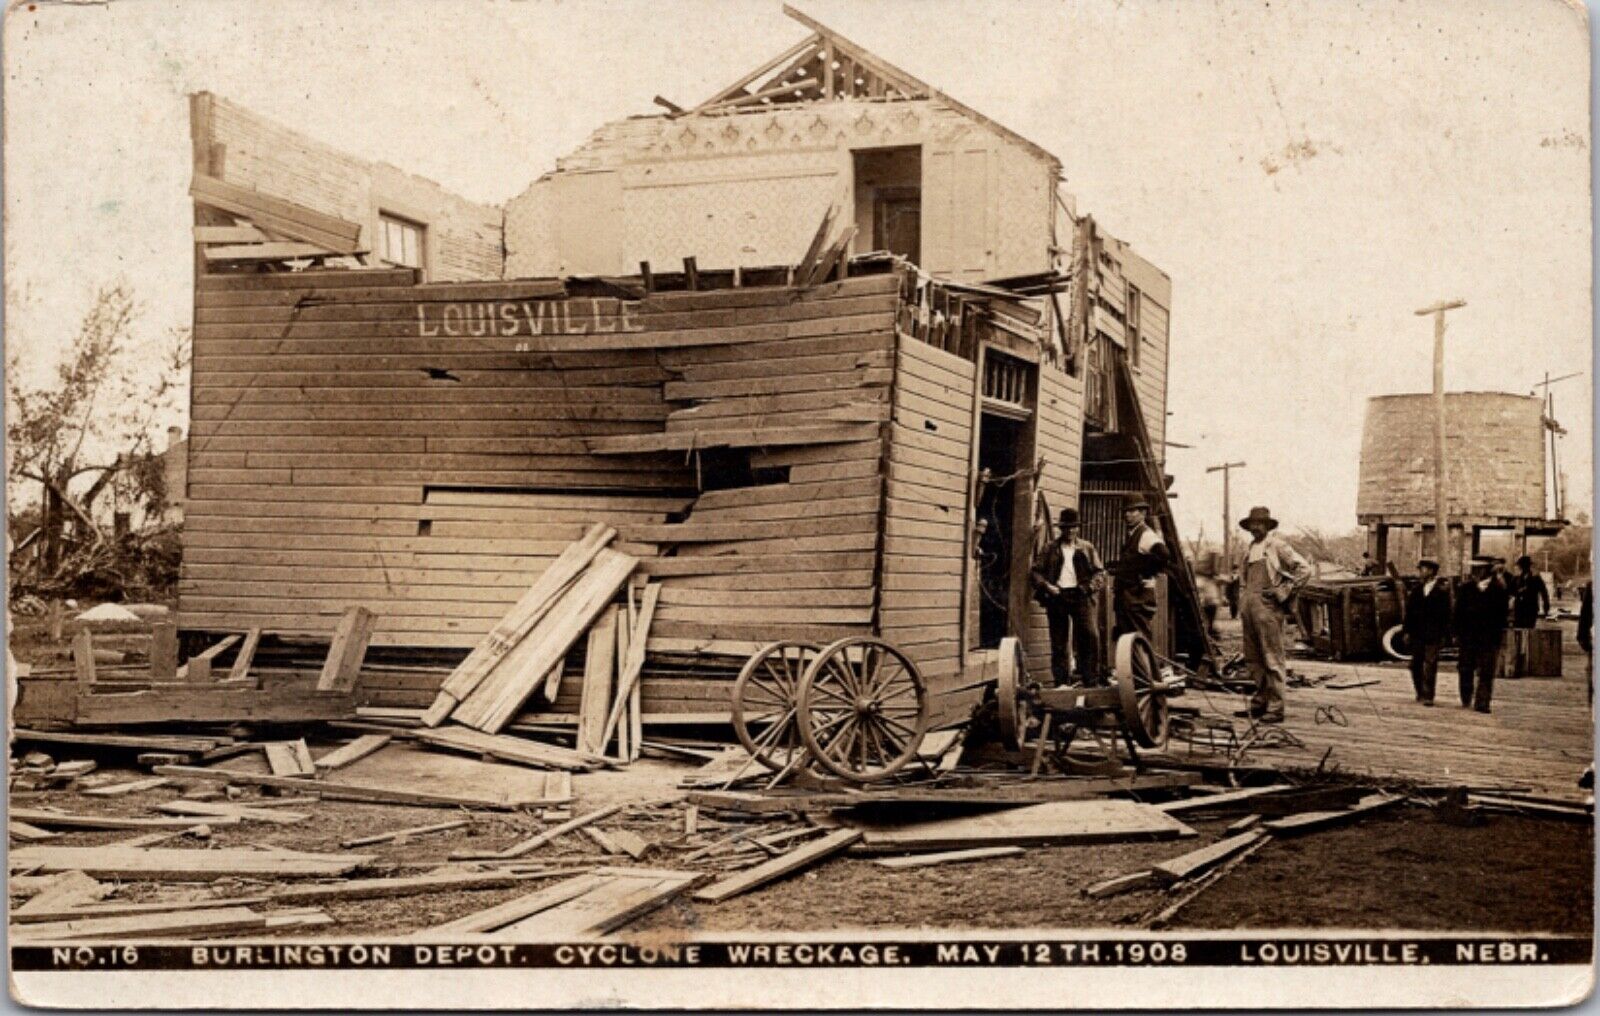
[4,0,1594,1008]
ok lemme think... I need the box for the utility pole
[1415,300,1465,575]
[1533,370,1581,521]
[1206,461,1246,572]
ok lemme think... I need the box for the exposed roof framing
[691,6,1061,174]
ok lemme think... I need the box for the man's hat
[1470,555,1496,569]
[1122,494,1150,512]
[1058,507,1080,528]
[1238,506,1279,531]
[1417,556,1439,570]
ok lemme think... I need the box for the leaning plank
[12,906,272,942]
[182,634,242,684]
[265,740,316,777]
[340,819,471,848]
[204,241,338,262]
[576,606,619,755]
[852,801,1197,853]
[74,687,355,726]
[424,524,614,725]
[317,606,377,692]
[458,804,626,860]
[9,808,241,831]
[452,549,638,733]
[1260,794,1404,836]
[10,845,370,879]
[419,874,608,936]
[16,872,109,915]
[153,764,558,811]
[227,627,263,683]
[873,846,1024,870]
[693,829,862,903]
[414,725,598,772]
[1083,870,1159,899]
[597,583,661,751]
[1151,830,1267,884]
[83,777,173,797]
[190,173,363,252]
[9,822,59,842]
[314,733,393,771]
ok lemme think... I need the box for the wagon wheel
[797,636,928,783]
[995,635,1031,750]
[1113,632,1170,749]
[732,641,818,773]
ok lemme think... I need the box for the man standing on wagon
[1112,495,1169,644]
[1232,506,1312,724]
[1032,506,1105,685]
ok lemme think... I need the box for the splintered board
[848,801,1198,854]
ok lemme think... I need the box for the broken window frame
[378,212,427,276]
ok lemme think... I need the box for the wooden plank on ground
[9,808,242,831]
[1151,830,1268,884]
[494,869,701,937]
[692,829,860,903]
[12,906,274,942]
[852,801,1197,853]
[419,874,608,935]
[314,734,393,771]
[457,804,625,860]
[10,845,370,879]
[340,819,471,848]
[12,729,223,753]
[154,763,559,811]
[1154,785,1291,814]
[1083,870,1159,899]
[414,725,597,772]
[155,800,310,825]
[872,846,1024,870]
[82,777,173,797]
[10,822,59,842]
[1260,794,1404,836]
[317,606,377,692]
[264,741,314,777]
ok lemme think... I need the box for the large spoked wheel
[731,641,818,772]
[797,636,928,783]
[995,636,1030,750]
[1114,632,1170,749]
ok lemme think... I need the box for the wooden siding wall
[1021,365,1086,679]
[183,267,900,713]
[878,334,976,694]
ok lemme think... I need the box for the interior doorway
[852,146,921,263]
[975,412,1025,648]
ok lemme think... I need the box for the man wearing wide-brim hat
[1109,494,1170,644]
[1232,506,1312,724]
[1030,506,1106,685]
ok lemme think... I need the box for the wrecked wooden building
[108,9,1211,730]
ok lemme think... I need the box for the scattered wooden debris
[1225,814,1262,834]
[9,821,59,842]
[13,905,277,942]
[1149,835,1274,929]
[873,846,1024,870]
[1154,785,1291,815]
[693,829,860,903]
[1469,794,1592,822]
[1083,870,1160,899]
[13,729,227,754]
[154,763,562,811]
[456,804,625,860]
[584,827,623,854]
[15,871,111,915]
[155,800,310,825]
[10,845,371,879]
[413,725,599,772]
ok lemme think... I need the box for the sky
[3,0,1592,541]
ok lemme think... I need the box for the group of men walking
[1033,495,1307,724]
[1402,553,1550,714]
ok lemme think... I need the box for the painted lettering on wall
[415,298,643,338]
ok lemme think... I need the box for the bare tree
[6,285,189,587]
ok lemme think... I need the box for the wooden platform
[1169,638,1593,800]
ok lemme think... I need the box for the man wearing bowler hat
[1110,494,1170,644]
[1031,507,1105,685]
[1233,506,1311,723]
[1454,555,1510,713]
[1401,556,1451,706]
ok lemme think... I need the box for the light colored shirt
[1057,550,1078,589]
[1423,578,1438,597]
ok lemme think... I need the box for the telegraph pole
[1415,300,1465,574]
[1206,461,1246,571]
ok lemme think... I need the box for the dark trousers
[1114,582,1157,643]
[1045,592,1101,685]
[1458,636,1502,711]
[1408,640,1440,702]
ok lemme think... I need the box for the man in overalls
[1233,506,1312,724]
[1112,495,1169,643]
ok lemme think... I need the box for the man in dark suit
[1111,495,1169,644]
[1508,555,1550,629]
[1031,507,1104,685]
[1401,557,1451,706]
[1455,555,1510,713]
